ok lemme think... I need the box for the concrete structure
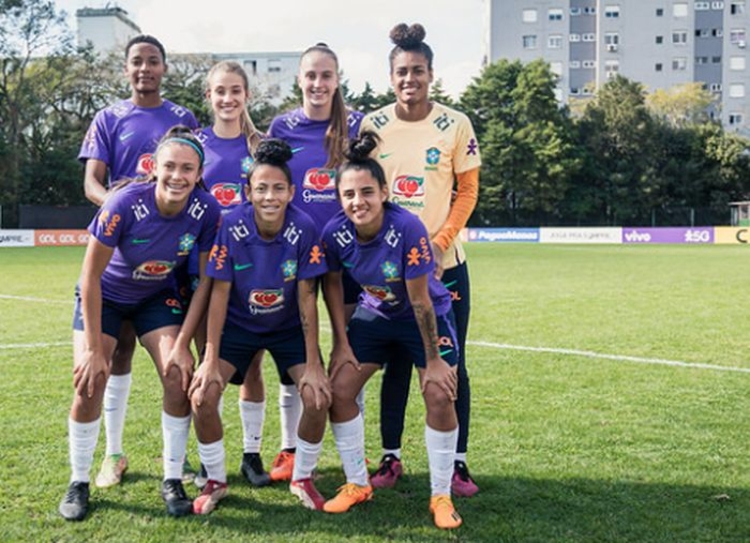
[75,6,140,54]
[486,0,750,131]
[209,51,301,106]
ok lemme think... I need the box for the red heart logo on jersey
[144,263,168,274]
[309,171,331,191]
[396,176,421,198]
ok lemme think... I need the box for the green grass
[1,244,749,542]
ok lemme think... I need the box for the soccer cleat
[323,483,373,513]
[194,463,208,489]
[95,453,128,488]
[192,479,228,515]
[59,481,90,521]
[290,477,326,510]
[269,449,295,482]
[430,494,462,529]
[370,454,403,489]
[451,460,479,497]
[241,452,271,487]
[161,478,192,517]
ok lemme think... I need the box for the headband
[157,137,205,166]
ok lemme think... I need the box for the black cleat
[161,478,192,517]
[59,481,90,521]
[240,452,271,487]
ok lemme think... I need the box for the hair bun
[389,23,426,48]
[255,138,293,166]
[344,130,380,162]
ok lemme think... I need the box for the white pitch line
[0,294,71,305]
[0,341,71,350]
[470,340,750,374]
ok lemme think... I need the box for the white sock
[425,425,458,496]
[103,373,131,456]
[69,418,101,483]
[198,439,226,484]
[240,399,265,454]
[383,448,401,460]
[331,414,367,486]
[162,411,190,480]
[279,384,301,450]
[355,385,366,420]
[292,437,322,481]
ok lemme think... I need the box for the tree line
[2,0,749,228]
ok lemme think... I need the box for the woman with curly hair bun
[188,139,330,515]
[360,22,481,502]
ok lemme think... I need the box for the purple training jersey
[322,203,451,320]
[196,127,254,213]
[89,182,221,304]
[207,204,327,334]
[268,107,362,228]
[79,99,199,186]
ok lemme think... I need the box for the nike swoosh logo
[443,280,458,288]
[291,147,304,154]
[379,153,393,159]
[342,261,354,269]
[131,238,150,244]
[234,262,254,271]
[439,349,453,357]
[119,131,135,141]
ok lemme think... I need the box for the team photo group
[59,21,481,531]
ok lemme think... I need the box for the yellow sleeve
[432,167,479,252]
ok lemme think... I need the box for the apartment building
[485,0,750,131]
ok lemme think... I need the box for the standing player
[78,34,199,489]
[188,139,330,515]
[58,127,221,521]
[266,42,362,482]
[194,60,272,488]
[321,131,463,529]
[360,23,481,497]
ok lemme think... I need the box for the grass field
[1,243,749,542]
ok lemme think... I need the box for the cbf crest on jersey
[177,233,196,256]
[425,147,441,170]
[281,260,298,282]
[381,261,401,282]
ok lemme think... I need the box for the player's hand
[431,242,445,280]
[73,348,109,398]
[188,357,223,406]
[165,345,195,392]
[421,357,457,401]
[328,341,360,381]
[298,361,332,411]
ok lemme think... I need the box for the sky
[53,0,487,98]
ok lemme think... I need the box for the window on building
[243,60,257,75]
[522,35,538,49]
[656,35,664,44]
[672,57,687,70]
[570,60,581,68]
[695,1,710,8]
[605,5,620,17]
[710,83,723,92]
[713,28,724,37]
[582,33,597,42]
[548,35,563,48]
[696,56,709,64]
[570,33,581,42]
[731,2,746,14]
[656,7,664,16]
[655,63,663,71]
[696,28,708,37]
[673,3,688,16]
[268,59,282,73]
[672,30,688,44]
[550,61,563,76]
[523,8,538,22]
[605,32,620,51]
[570,7,581,15]
[548,8,564,20]
[712,1,725,8]
[582,60,596,68]
[584,6,596,14]
[605,60,620,78]
[713,55,723,63]
[570,87,580,95]
[729,113,744,124]
[730,83,746,97]
[731,29,747,45]
[730,56,746,69]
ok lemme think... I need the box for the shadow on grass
[87,470,750,542]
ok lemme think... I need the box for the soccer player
[78,34,199,489]
[266,42,362,482]
[321,131,463,529]
[188,139,330,515]
[360,23,481,497]
[193,60,272,488]
[58,127,221,521]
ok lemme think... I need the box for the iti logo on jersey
[363,285,396,303]
[133,260,175,281]
[392,176,425,198]
[211,183,242,207]
[177,233,196,255]
[136,153,155,176]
